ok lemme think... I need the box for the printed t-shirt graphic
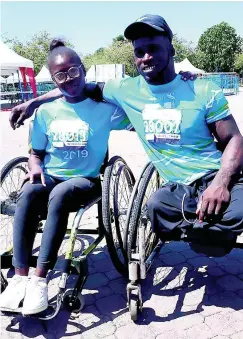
[50,120,89,149]
[142,104,182,144]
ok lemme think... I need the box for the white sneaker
[22,275,48,315]
[0,275,28,312]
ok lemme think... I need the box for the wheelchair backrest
[28,120,34,154]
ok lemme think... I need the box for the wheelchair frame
[0,154,135,320]
[124,161,243,321]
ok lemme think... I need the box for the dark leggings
[12,175,101,269]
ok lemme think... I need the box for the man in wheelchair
[120,15,243,245]
[0,39,132,315]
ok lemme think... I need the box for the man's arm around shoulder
[10,88,63,129]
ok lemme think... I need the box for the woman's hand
[29,165,46,186]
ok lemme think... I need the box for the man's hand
[9,88,63,130]
[179,71,197,81]
[9,100,36,130]
[29,165,46,186]
[196,183,230,222]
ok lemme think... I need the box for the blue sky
[1,1,243,56]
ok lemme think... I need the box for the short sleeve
[103,78,124,108]
[205,81,231,124]
[31,108,48,150]
[110,106,133,131]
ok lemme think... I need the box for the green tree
[197,22,242,72]
[234,53,243,76]
[105,40,138,76]
[83,39,138,77]
[112,35,125,43]
[173,35,195,62]
[82,48,108,72]
[2,31,73,75]
[83,34,198,78]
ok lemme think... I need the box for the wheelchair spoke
[118,172,130,203]
[16,165,26,188]
[6,170,19,194]
[1,164,27,199]
[8,171,18,193]
[0,215,13,252]
[128,163,160,262]
[0,215,12,230]
[1,158,28,254]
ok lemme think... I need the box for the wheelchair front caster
[63,289,85,313]
[129,289,143,321]
[127,283,143,322]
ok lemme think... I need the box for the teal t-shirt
[31,98,131,180]
[103,74,231,185]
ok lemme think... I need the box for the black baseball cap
[124,14,173,42]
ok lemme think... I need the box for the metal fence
[200,72,240,95]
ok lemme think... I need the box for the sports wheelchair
[123,161,243,321]
[0,153,135,320]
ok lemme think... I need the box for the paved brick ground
[1,88,243,338]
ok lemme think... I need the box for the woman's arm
[28,150,46,186]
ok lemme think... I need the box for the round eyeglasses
[53,65,82,84]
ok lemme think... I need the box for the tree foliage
[82,34,197,77]
[173,34,195,62]
[234,53,243,75]
[82,39,138,77]
[2,31,73,75]
[197,22,242,72]
[112,35,125,43]
[2,22,242,77]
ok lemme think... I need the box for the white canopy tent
[175,58,205,74]
[86,64,125,82]
[0,41,37,98]
[0,41,34,75]
[0,75,7,82]
[35,65,53,83]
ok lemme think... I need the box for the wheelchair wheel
[0,157,28,252]
[127,162,161,262]
[102,156,135,277]
[129,289,142,322]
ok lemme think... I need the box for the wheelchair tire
[102,156,135,277]
[127,162,160,262]
[1,156,29,183]
[1,157,28,253]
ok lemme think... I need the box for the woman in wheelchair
[0,39,131,315]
